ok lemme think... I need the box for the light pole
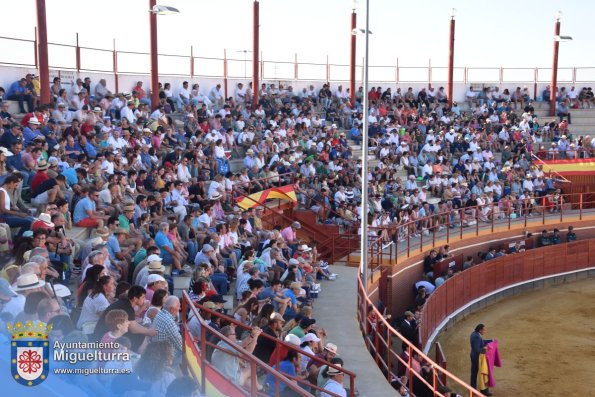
[252,0,260,111]
[353,0,371,289]
[149,3,180,110]
[549,11,573,117]
[447,8,456,108]
[349,0,357,105]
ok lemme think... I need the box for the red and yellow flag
[236,184,297,209]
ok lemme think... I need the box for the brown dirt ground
[436,277,595,397]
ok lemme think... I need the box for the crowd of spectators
[0,75,367,396]
[0,71,591,397]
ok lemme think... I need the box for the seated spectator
[567,226,577,242]
[539,230,551,247]
[551,228,561,244]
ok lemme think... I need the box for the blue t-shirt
[284,289,297,306]
[62,168,78,186]
[107,235,121,259]
[73,197,96,224]
[265,360,296,395]
[154,231,173,262]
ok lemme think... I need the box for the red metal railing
[363,191,595,265]
[357,272,483,397]
[356,192,595,396]
[181,291,356,397]
[232,172,297,196]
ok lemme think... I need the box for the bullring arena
[437,276,595,396]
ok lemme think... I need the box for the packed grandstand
[0,69,593,397]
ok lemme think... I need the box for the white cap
[147,274,166,284]
[146,254,163,263]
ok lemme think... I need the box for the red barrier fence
[420,239,595,351]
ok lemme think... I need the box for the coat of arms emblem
[7,321,51,386]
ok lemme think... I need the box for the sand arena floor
[436,277,595,396]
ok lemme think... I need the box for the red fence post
[34,27,38,68]
[190,45,194,78]
[459,209,463,240]
[199,325,207,395]
[113,39,119,94]
[75,32,81,73]
[223,48,228,99]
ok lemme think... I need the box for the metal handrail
[194,301,357,387]
[362,191,594,263]
[181,291,356,397]
[181,291,314,397]
[2,32,595,85]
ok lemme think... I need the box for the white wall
[0,64,583,103]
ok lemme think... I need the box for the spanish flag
[235,185,298,209]
[540,158,595,176]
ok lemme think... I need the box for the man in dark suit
[399,311,418,350]
[470,323,494,396]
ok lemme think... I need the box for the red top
[134,85,146,99]
[31,171,49,191]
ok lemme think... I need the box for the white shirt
[101,159,114,175]
[177,164,192,183]
[198,213,212,228]
[107,135,128,150]
[209,86,223,101]
[77,293,110,329]
[179,86,191,100]
[120,106,137,124]
[208,181,223,198]
[214,146,226,159]
[234,86,247,103]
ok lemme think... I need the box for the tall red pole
[550,18,561,117]
[149,0,160,110]
[223,49,228,99]
[35,0,50,104]
[447,14,455,108]
[349,9,357,105]
[113,39,119,93]
[75,32,81,73]
[252,0,260,111]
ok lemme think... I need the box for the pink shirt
[281,226,296,242]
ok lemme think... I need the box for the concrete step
[566,125,594,134]
[65,226,91,241]
[229,158,243,173]
[564,118,595,125]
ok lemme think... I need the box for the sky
[1,0,593,82]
